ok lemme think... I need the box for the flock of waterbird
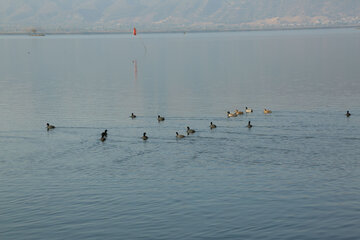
[46,108,352,141]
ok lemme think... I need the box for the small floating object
[158,115,165,121]
[247,121,253,128]
[133,27,137,36]
[130,113,136,119]
[46,123,55,130]
[235,109,244,115]
[142,132,148,140]
[187,126,196,134]
[101,129,108,138]
[100,130,107,142]
[176,132,185,138]
[227,111,236,117]
[264,109,272,114]
[245,107,253,113]
[346,110,351,117]
[210,122,217,129]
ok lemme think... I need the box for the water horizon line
[1,25,359,36]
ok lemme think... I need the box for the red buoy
[133,27,137,36]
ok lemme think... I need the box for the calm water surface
[1,29,360,239]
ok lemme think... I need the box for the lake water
[1,28,360,239]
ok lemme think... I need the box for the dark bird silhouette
[142,132,148,140]
[158,115,165,121]
[187,126,196,134]
[46,123,55,130]
[101,129,107,138]
[176,132,185,138]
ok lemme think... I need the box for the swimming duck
[176,132,185,138]
[346,111,351,117]
[101,129,107,138]
[210,122,217,129]
[158,115,165,121]
[130,113,136,119]
[245,107,253,113]
[247,121,253,128]
[46,123,55,130]
[187,126,196,134]
[227,111,236,117]
[264,109,272,114]
[235,109,244,115]
[142,132,148,140]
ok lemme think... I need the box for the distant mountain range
[1,0,360,33]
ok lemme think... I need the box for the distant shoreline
[1,25,359,36]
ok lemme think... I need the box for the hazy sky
[1,0,359,32]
